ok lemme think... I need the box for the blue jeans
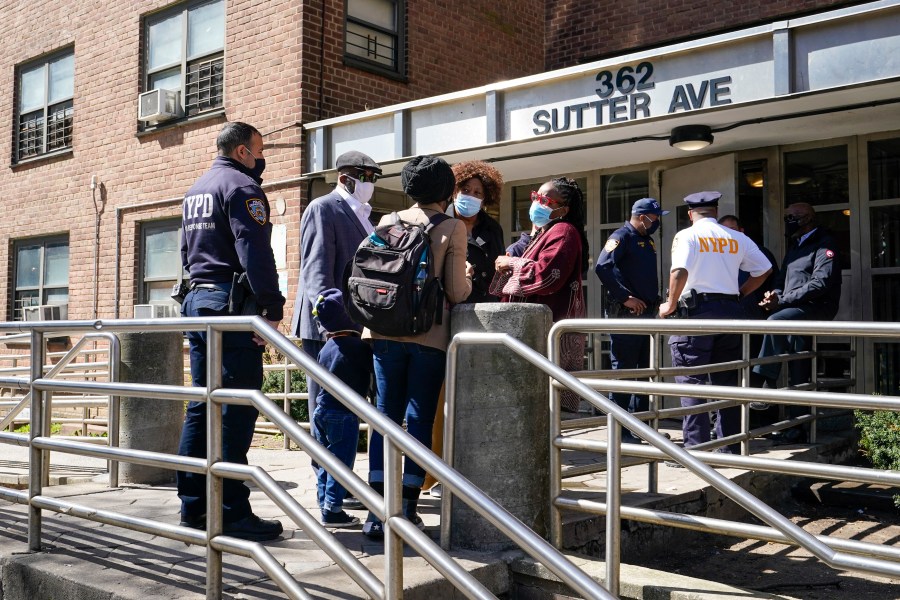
[313,407,360,512]
[752,305,828,385]
[177,286,264,522]
[368,340,445,488]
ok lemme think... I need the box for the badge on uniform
[825,249,835,259]
[246,199,267,225]
[604,239,620,252]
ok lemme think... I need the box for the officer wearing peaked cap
[659,191,772,455]
[595,197,668,443]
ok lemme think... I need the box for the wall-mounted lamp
[786,165,814,185]
[744,171,764,188]
[669,125,714,151]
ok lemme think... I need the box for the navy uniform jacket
[774,227,842,318]
[594,222,659,304]
[180,156,285,320]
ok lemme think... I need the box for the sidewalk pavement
[0,416,835,599]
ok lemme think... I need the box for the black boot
[402,485,425,530]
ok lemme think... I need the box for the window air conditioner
[22,304,65,321]
[137,89,182,123]
[133,304,177,319]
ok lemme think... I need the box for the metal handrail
[1,317,613,600]
[547,318,900,596]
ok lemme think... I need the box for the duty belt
[694,293,739,302]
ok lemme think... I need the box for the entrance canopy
[305,1,900,188]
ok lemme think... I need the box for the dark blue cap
[313,288,360,333]
[684,191,722,208]
[631,198,669,216]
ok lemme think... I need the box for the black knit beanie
[400,155,455,204]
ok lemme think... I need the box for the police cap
[335,151,382,175]
[632,198,669,216]
[683,191,722,208]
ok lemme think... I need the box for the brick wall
[545,0,866,70]
[0,0,543,327]
[0,0,304,322]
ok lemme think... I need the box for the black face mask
[242,147,266,182]
[641,216,660,236]
[784,215,809,238]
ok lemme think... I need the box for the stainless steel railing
[0,317,613,600]
[547,318,900,596]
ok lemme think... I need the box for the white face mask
[344,175,375,204]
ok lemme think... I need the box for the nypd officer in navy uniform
[177,122,286,540]
[595,198,668,443]
[659,191,772,455]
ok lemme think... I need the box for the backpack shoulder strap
[424,211,451,233]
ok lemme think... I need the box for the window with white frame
[141,219,184,304]
[15,49,74,163]
[344,0,404,77]
[144,0,224,121]
[12,236,69,320]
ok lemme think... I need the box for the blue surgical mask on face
[454,193,482,218]
[529,201,554,228]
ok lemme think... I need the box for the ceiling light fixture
[745,171,764,188]
[786,165,815,186]
[669,125,714,151]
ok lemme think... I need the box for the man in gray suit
[291,151,381,443]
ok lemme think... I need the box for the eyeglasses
[784,214,801,224]
[531,191,561,207]
[354,170,379,183]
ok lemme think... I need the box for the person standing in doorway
[595,198,668,443]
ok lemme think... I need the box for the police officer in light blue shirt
[595,198,667,443]
[659,191,772,455]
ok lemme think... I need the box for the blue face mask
[454,193,482,218]
[529,201,554,228]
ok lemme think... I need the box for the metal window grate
[17,110,44,160]
[46,101,73,152]
[184,56,223,116]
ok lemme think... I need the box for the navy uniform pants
[177,286,264,522]
[669,299,744,454]
[608,311,655,414]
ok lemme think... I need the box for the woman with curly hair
[447,160,506,303]
[494,177,589,412]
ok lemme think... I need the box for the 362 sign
[595,62,655,97]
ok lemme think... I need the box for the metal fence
[543,318,900,596]
[0,317,613,600]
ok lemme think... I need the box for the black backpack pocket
[348,277,398,310]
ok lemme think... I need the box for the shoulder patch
[604,238,620,253]
[246,199,267,225]
[825,249,835,259]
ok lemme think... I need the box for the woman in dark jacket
[446,160,505,303]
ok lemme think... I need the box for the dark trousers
[301,338,325,444]
[177,287,264,522]
[669,299,743,453]
[608,311,654,413]
[752,305,828,385]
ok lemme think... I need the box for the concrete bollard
[117,332,185,485]
[448,302,553,551]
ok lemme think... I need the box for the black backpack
[344,211,450,337]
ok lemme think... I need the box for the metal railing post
[549,334,563,549]
[605,417,621,595]
[282,353,291,450]
[206,325,224,600]
[383,438,403,600]
[647,332,659,493]
[810,335,818,444]
[741,333,751,455]
[28,329,45,551]
[108,335,121,487]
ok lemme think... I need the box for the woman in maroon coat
[494,177,589,411]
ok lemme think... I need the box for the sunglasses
[354,170,379,183]
[531,191,562,207]
[784,214,803,224]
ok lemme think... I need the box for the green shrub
[854,410,900,508]
[262,340,310,423]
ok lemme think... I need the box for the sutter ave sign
[531,61,734,135]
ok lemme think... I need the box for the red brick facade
[544,0,865,70]
[0,0,542,325]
